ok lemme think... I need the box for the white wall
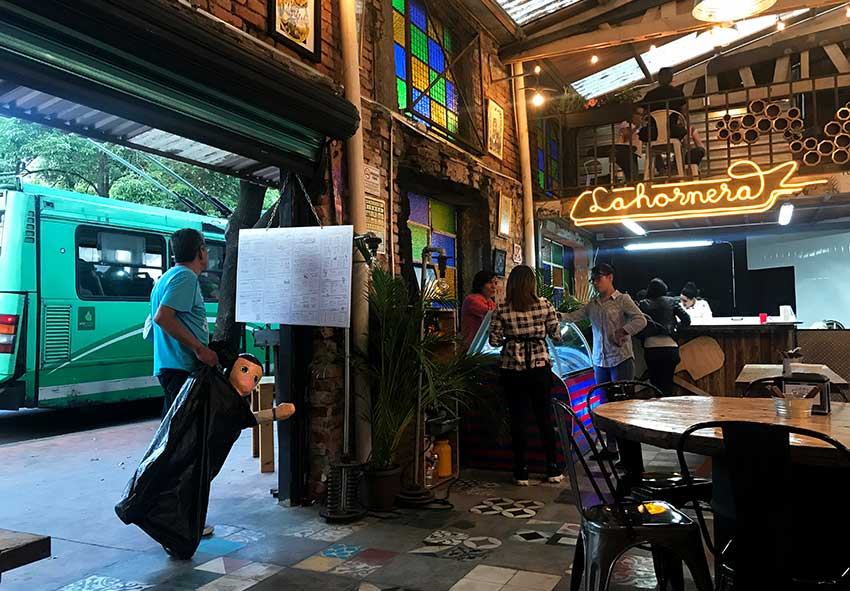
[747,229,850,327]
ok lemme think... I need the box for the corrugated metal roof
[495,0,583,25]
[0,80,280,186]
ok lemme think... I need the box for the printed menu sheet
[235,225,353,328]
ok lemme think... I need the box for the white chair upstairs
[644,109,685,180]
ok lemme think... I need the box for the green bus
[0,180,257,410]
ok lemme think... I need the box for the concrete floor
[0,411,705,591]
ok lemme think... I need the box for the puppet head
[228,353,263,397]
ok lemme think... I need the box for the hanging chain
[295,173,324,228]
[264,174,289,229]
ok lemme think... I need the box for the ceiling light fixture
[776,19,786,31]
[531,91,545,107]
[692,0,776,22]
[591,55,599,64]
[621,220,647,236]
[778,202,794,225]
[534,65,542,75]
[624,240,714,251]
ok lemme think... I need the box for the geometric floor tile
[610,554,658,589]
[556,523,581,536]
[545,534,577,546]
[195,557,253,575]
[355,548,397,565]
[510,530,550,544]
[462,537,501,550]
[408,545,449,555]
[449,579,502,591]
[229,562,284,581]
[321,544,363,560]
[197,575,256,591]
[506,570,562,590]
[57,576,153,591]
[501,507,537,519]
[465,565,518,585]
[423,530,469,546]
[481,498,516,509]
[293,555,345,573]
[469,505,503,516]
[513,500,545,510]
[222,528,267,544]
[309,526,357,542]
[331,560,383,578]
[438,545,489,562]
[196,538,246,557]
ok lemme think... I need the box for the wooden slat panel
[0,530,51,574]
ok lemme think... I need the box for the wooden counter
[675,321,797,397]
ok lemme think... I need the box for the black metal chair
[586,380,712,507]
[552,399,713,591]
[676,420,850,589]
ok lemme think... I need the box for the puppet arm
[253,403,296,425]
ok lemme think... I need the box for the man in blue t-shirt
[151,228,219,417]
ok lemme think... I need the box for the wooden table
[736,363,849,395]
[593,396,850,465]
[0,529,50,582]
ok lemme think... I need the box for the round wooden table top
[593,396,850,465]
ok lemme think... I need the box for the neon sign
[565,160,827,226]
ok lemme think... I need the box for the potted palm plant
[360,266,484,510]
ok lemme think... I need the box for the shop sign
[365,196,387,253]
[364,165,382,197]
[564,160,827,226]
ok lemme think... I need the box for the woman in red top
[461,271,497,347]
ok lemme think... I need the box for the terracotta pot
[362,465,402,511]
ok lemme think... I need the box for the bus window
[199,241,224,302]
[76,226,165,300]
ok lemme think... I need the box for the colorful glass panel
[410,0,427,30]
[408,193,430,225]
[428,39,445,73]
[411,26,428,61]
[447,112,458,133]
[412,91,431,118]
[394,44,407,80]
[411,58,429,91]
[551,242,564,263]
[393,10,405,45]
[431,232,455,267]
[392,0,405,12]
[432,102,447,128]
[409,224,429,261]
[397,79,408,110]
[553,267,564,289]
[446,82,457,111]
[430,200,455,233]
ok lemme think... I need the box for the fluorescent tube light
[778,202,794,226]
[621,220,647,236]
[624,240,714,251]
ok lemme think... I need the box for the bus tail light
[0,315,18,353]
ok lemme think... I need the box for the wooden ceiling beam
[501,0,846,64]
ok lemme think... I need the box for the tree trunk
[213,180,266,351]
[96,153,110,197]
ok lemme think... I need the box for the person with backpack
[638,278,690,396]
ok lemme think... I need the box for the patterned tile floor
[2,417,708,591]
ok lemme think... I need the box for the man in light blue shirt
[150,228,218,417]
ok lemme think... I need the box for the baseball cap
[590,263,614,280]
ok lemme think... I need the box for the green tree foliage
[0,117,278,215]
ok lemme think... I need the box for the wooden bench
[250,376,275,473]
[0,529,51,582]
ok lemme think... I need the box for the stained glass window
[392,0,460,136]
[406,193,458,302]
[541,237,575,303]
[535,118,561,196]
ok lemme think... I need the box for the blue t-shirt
[150,265,208,375]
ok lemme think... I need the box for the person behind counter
[680,281,712,320]
[461,271,497,347]
[638,278,690,396]
[561,263,647,462]
[488,265,563,486]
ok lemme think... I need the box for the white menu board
[235,225,353,328]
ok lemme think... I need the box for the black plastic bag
[115,366,257,558]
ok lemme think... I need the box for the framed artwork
[498,191,512,238]
[487,100,504,160]
[512,243,523,264]
[268,0,322,62]
[493,248,507,277]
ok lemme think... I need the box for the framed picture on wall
[268,0,322,62]
[487,100,504,159]
[493,248,507,277]
[498,191,512,237]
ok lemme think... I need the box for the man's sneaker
[202,525,214,537]
[545,464,565,484]
[513,477,530,486]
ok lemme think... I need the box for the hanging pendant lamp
[692,0,776,22]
